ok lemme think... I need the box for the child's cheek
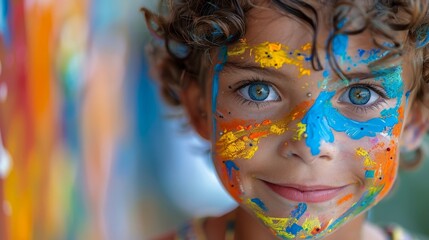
[354,104,405,202]
[213,101,313,201]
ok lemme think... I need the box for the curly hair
[142,0,429,107]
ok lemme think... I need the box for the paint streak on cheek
[336,194,353,206]
[356,139,400,200]
[215,100,313,160]
[219,160,242,202]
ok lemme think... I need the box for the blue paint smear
[291,202,307,219]
[365,170,375,178]
[358,48,382,64]
[251,198,268,212]
[285,223,303,236]
[211,23,223,38]
[211,46,228,143]
[302,67,404,155]
[303,91,399,155]
[326,187,382,232]
[405,90,411,105]
[416,25,429,48]
[211,46,228,114]
[224,160,239,181]
[332,34,348,62]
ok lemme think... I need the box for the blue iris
[349,86,371,105]
[248,83,270,101]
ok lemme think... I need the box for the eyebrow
[223,61,290,80]
[224,60,382,82]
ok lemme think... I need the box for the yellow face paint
[216,101,313,160]
[246,199,330,239]
[227,39,312,76]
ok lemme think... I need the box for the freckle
[228,86,232,89]
[386,147,391,151]
[228,112,231,114]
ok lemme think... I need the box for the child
[142,0,429,239]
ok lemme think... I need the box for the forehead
[223,3,414,88]
[242,4,372,53]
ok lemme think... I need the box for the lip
[264,181,348,203]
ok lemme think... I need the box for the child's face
[202,4,414,240]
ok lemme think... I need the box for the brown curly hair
[142,0,429,108]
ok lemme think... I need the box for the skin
[177,2,429,240]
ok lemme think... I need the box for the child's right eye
[238,82,280,102]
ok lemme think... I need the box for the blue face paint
[211,46,228,141]
[291,202,307,219]
[365,170,375,178]
[251,198,268,212]
[285,203,307,236]
[333,34,349,62]
[416,24,429,49]
[302,67,404,155]
[224,160,239,181]
[325,187,382,233]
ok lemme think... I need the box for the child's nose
[278,137,336,164]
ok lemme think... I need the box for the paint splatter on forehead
[227,39,312,77]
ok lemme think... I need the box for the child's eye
[238,82,280,102]
[338,85,383,107]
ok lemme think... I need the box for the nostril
[319,154,332,160]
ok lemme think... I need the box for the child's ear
[181,80,210,140]
[400,101,429,151]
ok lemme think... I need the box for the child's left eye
[338,85,381,106]
[238,82,280,102]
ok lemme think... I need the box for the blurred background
[0,0,427,239]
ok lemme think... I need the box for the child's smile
[207,4,413,239]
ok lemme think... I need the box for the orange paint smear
[337,193,353,205]
[219,162,242,202]
[310,221,329,236]
[249,131,270,140]
[374,142,398,199]
[216,100,314,160]
[391,106,404,138]
[219,119,247,131]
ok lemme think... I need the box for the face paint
[209,6,411,239]
[416,24,429,49]
[301,66,404,155]
[228,39,312,76]
[216,101,312,160]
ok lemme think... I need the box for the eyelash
[338,83,389,113]
[232,78,280,108]
[232,79,390,113]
